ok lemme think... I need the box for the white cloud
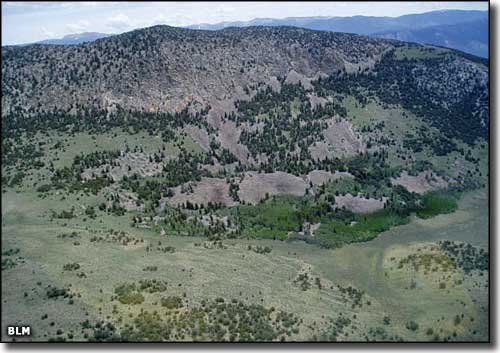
[218,5,236,14]
[67,19,90,33]
[106,13,132,32]
[150,13,175,26]
[39,26,55,38]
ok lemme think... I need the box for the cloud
[106,13,132,32]
[3,1,120,12]
[218,5,236,14]
[3,1,76,14]
[40,26,55,38]
[67,19,90,33]
[150,13,174,26]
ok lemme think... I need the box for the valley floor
[1,187,489,342]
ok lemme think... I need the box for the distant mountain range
[374,18,488,58]
[29,32,112,45]
[14,10,488,58]
[187,10,488,58]
[187,10,485,33]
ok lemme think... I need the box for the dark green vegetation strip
[237,196,304,240]
[310,192,457,248]
[417,193,458,219]
[313,209,409,249]
[229,191,458,248]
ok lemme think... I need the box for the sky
[2,1,489,45]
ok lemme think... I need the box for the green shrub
[160,296,183,309]
[63,263,80,271]
[406,321,419,331]
[47,287,68,299]
[114,283,144,305]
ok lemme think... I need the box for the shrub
[160,296,183,309]
[47,287,68,299]
[114,283,144,305]
[63,263,80,271]
[406,321,419,331]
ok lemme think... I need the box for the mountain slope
[1,25,392,115]
[2,25,488,145]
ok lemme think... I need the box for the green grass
[2,128,184,196]
[394,45,450,61]
[341,96,443,168]
[339,94,488,185]
[235,189,459,246]
[177,133,204,155]
[41,129,175,169]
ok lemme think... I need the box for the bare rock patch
[334,193,387,214]
[238,171,307,204]
[391,170,448,194]
[309,119,366,160]
[166,177,237,207]
[306,170,353,186]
